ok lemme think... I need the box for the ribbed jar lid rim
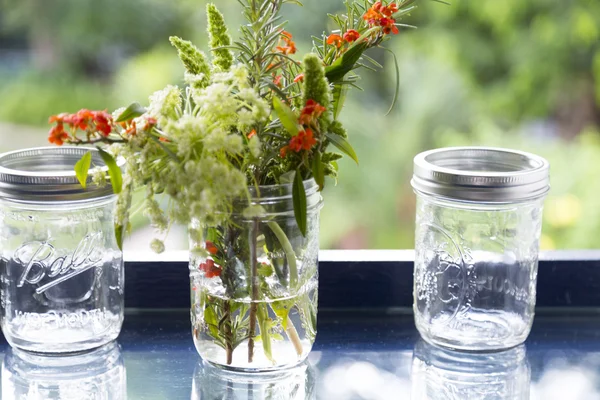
[0,146,121,202]
[411,147,550,203]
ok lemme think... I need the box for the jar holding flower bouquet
[46,0,420,370]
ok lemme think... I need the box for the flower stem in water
[248,218,260,363]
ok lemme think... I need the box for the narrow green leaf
[312,152,325,191]
[325,39,369,82]
[273,96,299,136]
[97,148,123,194]
[382,47,401,116]
[115,223,124,251]
[74,152,92,189]
[116,102,146,123]
[332,83,349,120]
[292,170,307,236]
[326,133,359,165]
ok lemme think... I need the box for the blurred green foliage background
[0,0,599,250]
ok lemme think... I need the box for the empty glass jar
[412,147,550,351]
[0,147,124,353]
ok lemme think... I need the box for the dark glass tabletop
[1,309,599,399]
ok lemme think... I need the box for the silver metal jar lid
[0,147,120,202]
[411,147,550,203]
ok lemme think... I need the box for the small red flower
[299,99,327,126]
[326,33,344,48]
[276,31,297,55]
[289,128,317,153]
[343,29,361,43]
[294,73,304,83]
[274,75,283,87]
[199,259,222,278]
[205,241,218,255]
[48,124,69,146]
[363,2,400,35]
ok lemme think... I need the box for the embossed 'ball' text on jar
[411,147,550,351]
[0,147,124,353]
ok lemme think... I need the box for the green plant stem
[267,221,298,288]
[223,301,234,365]
[257,303,274,363]
[248,218,260,363]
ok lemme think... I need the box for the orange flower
[280,145,289,158]
[247,129,257,139]
[199,259,222,278]
[48,124,69,146]
[327,33,344,48]
[294,73,304,83]
[299,99,327,126]
[92,111,113,136]
[276,30,297,55]
[363,2,400,35]
[205,241,218,255]
[343,29,361,43]
[289,128,317,152]
[274,75,283,87]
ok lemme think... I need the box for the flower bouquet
[48,0,424,370]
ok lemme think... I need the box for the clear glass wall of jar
[189,180,322,371]
[411,147,550,351]
[0,147,124,353]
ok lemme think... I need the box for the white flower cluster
[114,64,270,251]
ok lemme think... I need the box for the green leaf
[382,47,401,116]
[292,169,307,236]
[115,223,124,251]
[332,83,349,120]
[325,41,368,82]
[115,102,146,123]
[325,133,359,164]
[97,148,123,194]
[273,96,299,136]
[74,151,92,189]
[312,151,325,191]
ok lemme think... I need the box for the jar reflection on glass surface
[0,147,124,353]
[192,360,316,400]
[1,342,126,400]
[411,340,530,399]
[412,147,550,351]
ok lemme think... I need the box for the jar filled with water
[411,147,550,350]
[0,147,124,353]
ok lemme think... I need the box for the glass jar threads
[411,147,550,351]
[0,147,124,353]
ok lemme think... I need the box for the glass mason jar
[411,340,530,399]
[411,147,550,351]
[0,147,124,353]
[2,342,126,399]
[189,180,322,371]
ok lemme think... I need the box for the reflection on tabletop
[192,360,315,400]
[1,342,126,400]
[411,341,530,400]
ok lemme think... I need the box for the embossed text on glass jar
[411,147,549,351]
[189,180,322,371]
[0,147,124,353]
